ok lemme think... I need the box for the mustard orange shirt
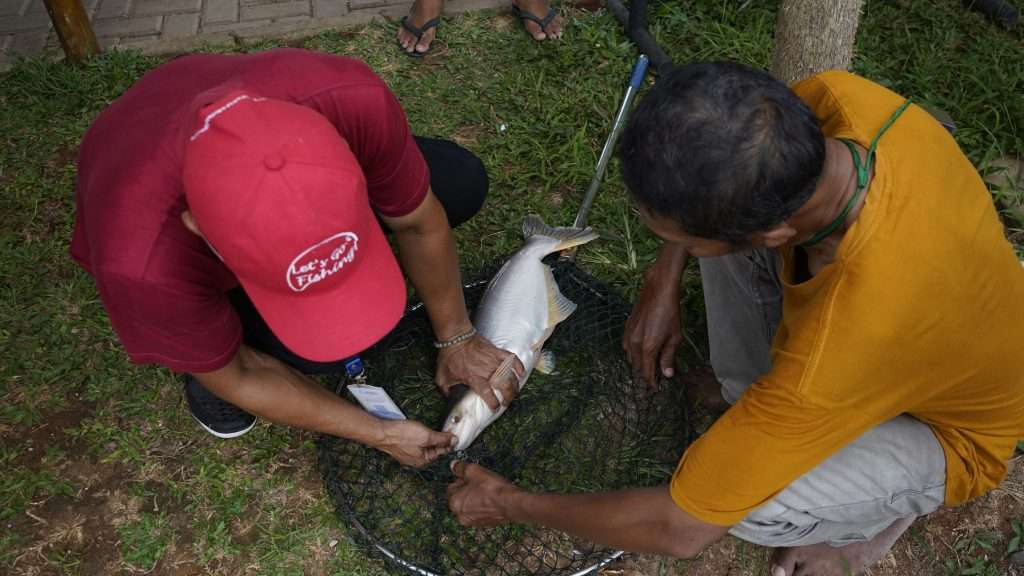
[670,71,1024,526]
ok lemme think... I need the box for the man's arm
[380,189,471,345]
[447,461,728,558]
[622,241,690,386]
[380,189,516,410]
[194,344,454,467]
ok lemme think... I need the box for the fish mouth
[443,418,473,451]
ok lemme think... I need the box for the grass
[0,0,1022,574]
[945,530,1004,575]
[117,512,172,571]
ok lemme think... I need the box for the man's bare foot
[511,0,563,40]
[397,0,443,54]
[681,366,730,413]
[771,516,915,576]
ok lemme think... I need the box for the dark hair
[618,61,825,243]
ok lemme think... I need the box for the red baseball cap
[182,91,406,362]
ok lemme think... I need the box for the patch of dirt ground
[7,400,125,575]
[4,396,205,576]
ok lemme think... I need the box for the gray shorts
[699,249,947,548]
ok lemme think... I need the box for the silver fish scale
[474,235,564,377]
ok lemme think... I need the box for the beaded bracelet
[433,327,477,349]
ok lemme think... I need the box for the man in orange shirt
[446,61,1024,576]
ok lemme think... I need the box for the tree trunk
[770,0,863,85]
[43,0,100,64]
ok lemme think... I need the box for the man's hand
[376,419,456,468]
[436,333,522,411]
[447,460,522,526]
[446,461,728,560]
[623,259,685,388]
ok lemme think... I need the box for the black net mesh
[317,260,696,576]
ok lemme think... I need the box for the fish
[443,215,599,451]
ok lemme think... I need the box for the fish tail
[522,214,599,254]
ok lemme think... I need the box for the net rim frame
[323,264,684,576]
[345,513,625,576]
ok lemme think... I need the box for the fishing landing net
[317,259,696,576]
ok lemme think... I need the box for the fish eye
[452,416,461,424]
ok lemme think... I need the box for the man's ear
[753,222,797,248]
[182,210,226,262]
[181,210,203,238]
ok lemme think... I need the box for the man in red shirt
[71,49,513,468]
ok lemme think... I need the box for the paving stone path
[0,0,506,69]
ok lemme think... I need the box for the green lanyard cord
[800,98,913,248]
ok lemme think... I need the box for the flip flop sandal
[511,5,559,39]
[399,15,441,57]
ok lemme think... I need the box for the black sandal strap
[512,6,557,33]
[400,15,441,41]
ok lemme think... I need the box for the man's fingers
[625,338,644,385]
[641,343,657,385]
[497,379,517,405]
[660,335,681,378]
[479,386,501,412]
[450,459,468,479]
[626,332,640,364]
[488,367,519,406]
[446,475,466,496]
[462,461,490,481]
[622,319,636,352]
[424,446,448,462]
[436,371,452,396]
[659,353,674,379]
[428,430,457,448]
[452,460,486,482]
[446,486,462,507]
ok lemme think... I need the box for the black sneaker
[183,375,257,439]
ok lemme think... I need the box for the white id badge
[346,384,407,420]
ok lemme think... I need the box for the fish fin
[535,350,556,375]
[544,265,577,324]
[522,214,599,254]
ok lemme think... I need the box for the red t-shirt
[70,49,429,373]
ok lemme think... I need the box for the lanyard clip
[344,356,366,383]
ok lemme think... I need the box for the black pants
[227,136,488,375]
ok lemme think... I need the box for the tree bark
[770,0,863,85]
[43,0,100,64]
